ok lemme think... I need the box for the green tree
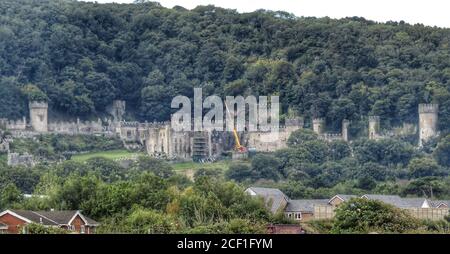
[0,183,23,209]
[225,163,253,182]
[20,223,69,234]
[250,154,281,181]
[407,157,445,178]
[21,84,48,102]
[332,198,419,233]
[134,156,174,178]
[434,135,450,167]
[287,129,319,147]
[124,208,180,234]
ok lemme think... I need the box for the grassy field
[171,160,232,171]
[70,149,143,162]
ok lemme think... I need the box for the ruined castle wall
[7,152,34,167]
[1,117,27,131]
[145,127,170,155]
[171,131,191,159]
[247,126,299,152]
[48,119,104,135]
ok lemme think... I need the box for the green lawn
[171,160,232,171]
[71,150,236,173]
[71,150,143,162]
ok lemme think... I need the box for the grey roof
[9,210,98,226]
[362,195,405,207]
[10,210,58,225]
[285,199,330,213]
[246,187,288,213]
[331,194,358,202]
[36,211,77,225]
[362,195,431,209]
[430,200,449,208]
[399,198,428,208]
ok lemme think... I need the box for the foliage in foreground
[20,223,69,234]
[331,198,420,233]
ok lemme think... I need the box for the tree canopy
[0,0,448,132]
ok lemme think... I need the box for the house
[245,187,289,214]
[246,187,450,222]
[285,199,329,221]
[0,210,99,234]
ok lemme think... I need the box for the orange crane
[225,103,247,153]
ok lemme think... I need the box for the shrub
[332,198,419,233]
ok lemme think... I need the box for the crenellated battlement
[119,121,171,129]
[0,117,27,130]
[285,116,304,127]
[312,118,325,124]
[418,104,439,114]
[321,133,343,139]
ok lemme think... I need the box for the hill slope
[0,0,449,134]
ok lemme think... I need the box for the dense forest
[1,0,450,234]
[0,0,449,134]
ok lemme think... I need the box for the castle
[0,100,440,164]
[114,108,304,161]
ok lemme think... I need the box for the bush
[123,208,180,234]
[407,157,445,178]
[225,163,252,182]
[194,168,223,181]
[21,223,69,234]
[434,135,450,167]
[332,198,419,233]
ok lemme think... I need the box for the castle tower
[418,104,439,146]
[342,119,350,142]
[108,100,126,122]
[312,118,325,135]
[29,101,48,132]
[368,116,380,140]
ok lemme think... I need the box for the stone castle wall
[2,100,441,161]
[48,118,104,135]
[0,117,27,131]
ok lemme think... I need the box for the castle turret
[368,116,380,140]
[29,101,48,132]
[108,100,126,122]
[312,118,325,135]
[342,119,350,142]
[418,104,439,146]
